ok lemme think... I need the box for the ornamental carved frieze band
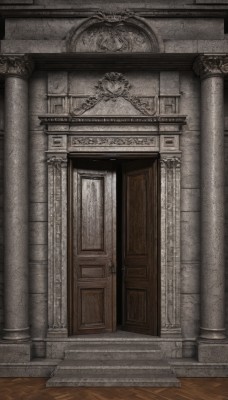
[193,55,228,79]
[71,136,156,146]
[71,72,156,116]
[0,55,34,78]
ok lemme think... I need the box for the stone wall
[0,87,4,335]
[224,85,228,337]
[28,71,48,357]
[180,72,201,357]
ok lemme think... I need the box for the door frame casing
[43,117,183,345]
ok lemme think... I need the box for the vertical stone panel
[160,156,182,338]
[29,71,48,356]
[0,86,4,334]
[47,155,68,337]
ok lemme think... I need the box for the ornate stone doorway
[40,111,185,344]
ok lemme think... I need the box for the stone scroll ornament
[70,72,156,116]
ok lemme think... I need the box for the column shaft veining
[194,55,226,340]
[1,55,33,340]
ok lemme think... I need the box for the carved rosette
[0,55,34,79]
[47,155,68,337]
[193,55,228,79]
[160,156,181,337]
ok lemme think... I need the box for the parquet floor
[0,378,228,400]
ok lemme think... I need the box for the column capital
[160,156,181,169]
[0,55,34,79]
[193,54,228,79]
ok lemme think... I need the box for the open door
[122,158,158,335]
[70,160,116,334]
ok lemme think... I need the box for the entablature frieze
[40,115,186,155]
[0,55,34,79]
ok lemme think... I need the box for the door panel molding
[69,160,116,335]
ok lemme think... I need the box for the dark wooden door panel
[71,160,116,334]
[122,159,158,335]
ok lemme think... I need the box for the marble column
[0,55,33,341]
[194,55,228,341]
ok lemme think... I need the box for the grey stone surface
[0,88,4,335]
[181,294,200,340]
[0,343,31,362]
[198,341,228,363]
[181,212,200,262]
[3,62,32,341]
[181,262,200,294]
[0,0,228,379]
[47,336,180,387]
[194,56,226,340]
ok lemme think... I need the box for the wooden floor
[0,378,228,400]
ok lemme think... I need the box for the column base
[47,328,68,339]
[3,327,30,341]
[200,327,226,340]
[198,339,228,363]
[0,341,31,362]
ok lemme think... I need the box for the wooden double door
[68,157,159,336]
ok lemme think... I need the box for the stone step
[47,375,181,387]
[57,359,169,368]
[54,360,172,377]
[64,343,162,361]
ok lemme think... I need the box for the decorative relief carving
[0,55,34,78]
[70,72,156,116]
[160,155,181,336]
[47,94,180,117]
[94,10,135,23]
[160,157,181,169]
[193,55,228,79]
[70,136,156,147]
[47,156,68,169]
[47,154,68,336]
[67,10,162,53]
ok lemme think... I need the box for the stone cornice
[193,54,228,79]
[1,8,228,18]
[39,115,187,126]
[0,55,34,78]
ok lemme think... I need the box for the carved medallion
[70,72,157,116]
[66,11,162,53]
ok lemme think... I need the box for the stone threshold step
[47,376,181,388]
[54,369,175,377]
[58,359,169,368]
[65,343,161,350]
[65,351,162,361]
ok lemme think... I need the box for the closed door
[69,160,116,334]
[69,158,158,336]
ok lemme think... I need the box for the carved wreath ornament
[71,72,156,116]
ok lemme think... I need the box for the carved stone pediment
[66,11,163,53]
[70,72,157,116]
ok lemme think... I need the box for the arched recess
[66,11,164,53]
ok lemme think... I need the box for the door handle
[109,264,116,274]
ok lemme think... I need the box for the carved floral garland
[71,72,156,116]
